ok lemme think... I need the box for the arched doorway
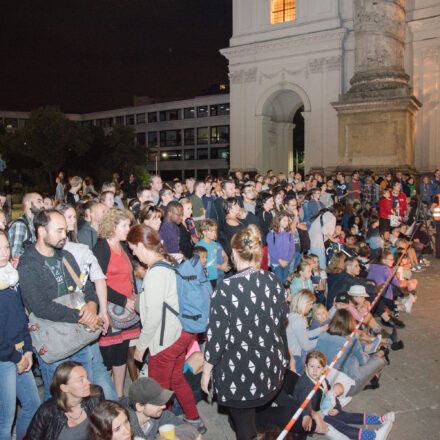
[255,85,311,175]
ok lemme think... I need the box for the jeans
[324,402,365,439]
[38,342,117,401]
[149,331,199,420]
[347,355,385,397]
[89,342,118,400]
[309,247,327,270]
[0,354,40,440]
[271,264,290,285]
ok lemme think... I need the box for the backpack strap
[160,302,179,346]
[62,257,83,291]
[11,218,32,240]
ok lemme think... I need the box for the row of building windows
[93,103,230,128]
[149,146,229,162]
[137,126,229,147]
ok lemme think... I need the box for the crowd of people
[0,167,438,440]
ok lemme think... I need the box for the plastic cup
[158,424,175,439]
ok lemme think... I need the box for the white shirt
[308,212,336,249]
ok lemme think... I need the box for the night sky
[1,0,232,113]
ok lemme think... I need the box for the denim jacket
[316,331,369,381]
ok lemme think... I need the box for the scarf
[0,262,19,290]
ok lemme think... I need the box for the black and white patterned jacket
[205,267,289,406]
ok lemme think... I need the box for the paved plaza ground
[198,259,440,440]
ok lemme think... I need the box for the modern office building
[0,92,230,180]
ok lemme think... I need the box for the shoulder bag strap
[62,257,83,290]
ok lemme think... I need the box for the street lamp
[153,150,168,175]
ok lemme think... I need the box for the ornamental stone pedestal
[332,0,421,173]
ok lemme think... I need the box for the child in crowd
[197,219,230,289]
[306,254,327,305]
[309,303,330,331]
[267,211,296,284]
[333,223,345,243]
[193,246,208,275]
[288,260,313,298]
[394,249,418,314]
[286,289,328,374]
[293,351,395,440]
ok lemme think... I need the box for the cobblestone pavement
[199,259,440,440]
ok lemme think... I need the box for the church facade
[221,0,440,174]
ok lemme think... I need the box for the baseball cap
[129,377,174,406]
[335,292,349,304]
[347,285,369,297]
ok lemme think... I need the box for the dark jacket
[0,285,33,363]
[24,386,104,440]
[77,221,98,250]
[326,271,375,310]
[292,372,326,417]
[179,223,194,259]
[257,210,273,246]
[66,191,78,207]
[93,239,138,307]
[124,180,138,199]
[17,245,98,323]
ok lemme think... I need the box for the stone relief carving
[221,29,347,61]
[308,56,342,74]
[229,68,258,84]
[258,66,306,84]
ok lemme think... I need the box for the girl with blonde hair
[286,289,328,374]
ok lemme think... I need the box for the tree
[23,106,91,187]
[106,124,146,177]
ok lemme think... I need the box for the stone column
[332,0,421,173]
[350,0,408,93]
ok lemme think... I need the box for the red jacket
[395,192,408,216]
[379,196,393,219]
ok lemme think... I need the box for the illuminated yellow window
[271,0,295,24]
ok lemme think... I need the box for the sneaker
[380,318,394,328]
[390,340,404,350]
[183,417,207,435]
[390,316,405,328]
[381,412,395,423]
[404,294,415,314]
[375,419,394,440]
[422,258,431,266]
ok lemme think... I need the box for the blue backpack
[151,255,213,345]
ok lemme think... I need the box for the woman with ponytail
[201,224,289,440]
[126,224,206,434]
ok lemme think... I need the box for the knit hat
[347,285,369,297]
[129,377,174,406]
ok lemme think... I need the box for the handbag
[388,214,402,227]
[28,258,101,364]
[107,249,140,330]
